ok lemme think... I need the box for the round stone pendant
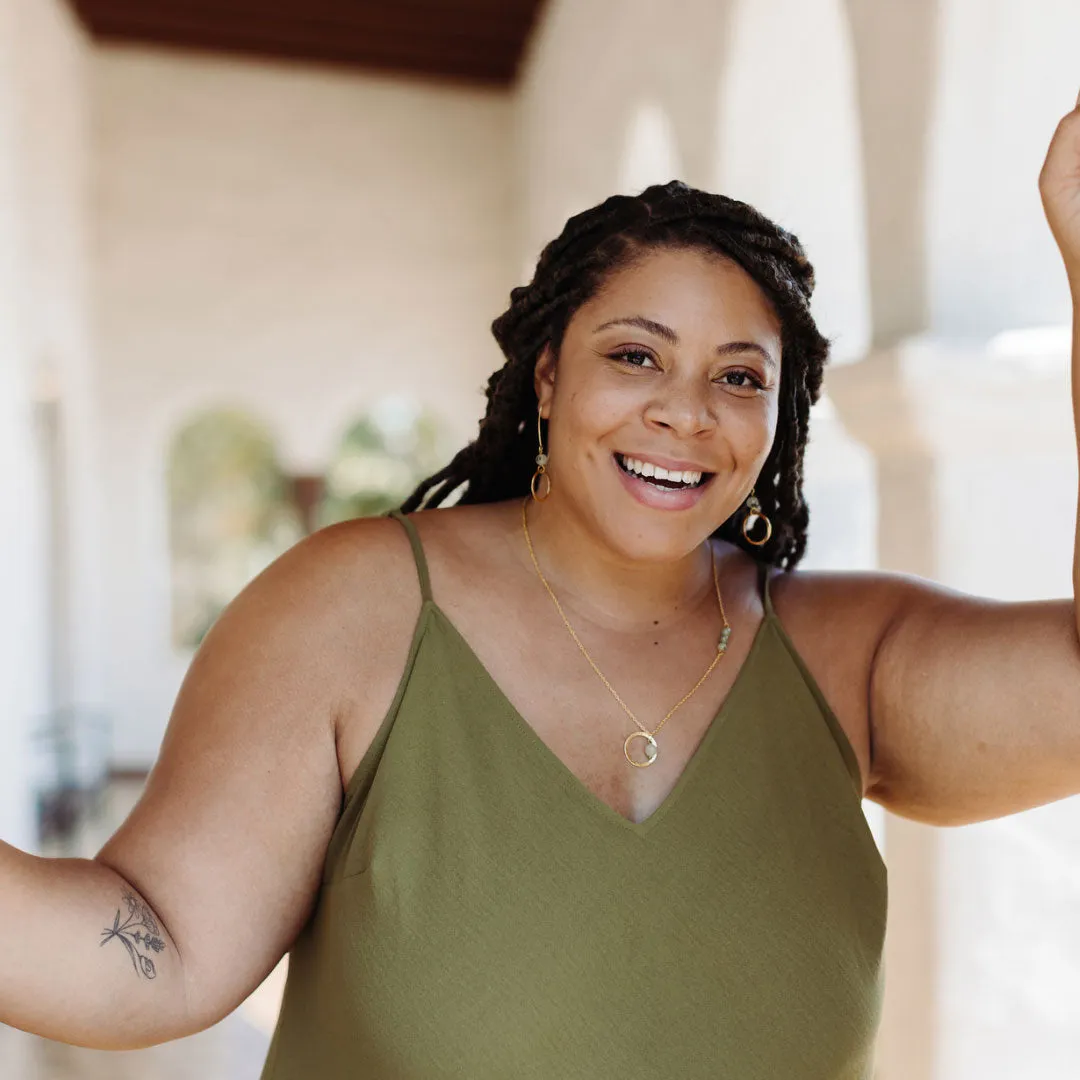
[623,731,659,768]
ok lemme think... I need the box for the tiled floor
[0,780,279,1080]
[0,1017,271,1080]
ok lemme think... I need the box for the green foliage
[320,405,451,525]
[167,402,453,652]
[167,410,302,650]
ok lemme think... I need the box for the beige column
[826,347,940,1080]
[844,0,940,347]
[0,0,40,854]
[840,4,943,1076]
[828,331,1077,1080]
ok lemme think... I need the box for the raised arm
[863,96,1080,825]
[0,518,402,1050]
[1043,92,1080,594]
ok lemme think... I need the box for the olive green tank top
[260,511,887,1080]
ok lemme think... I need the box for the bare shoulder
[280,511,426,615]
[760,562,917,794]
[283,513,439,779]
[91,511,429,1031]
[297,512,428,637]
[209,511,430,711]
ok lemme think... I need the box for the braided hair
[401,181,830,571]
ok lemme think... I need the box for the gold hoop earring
[531,407,551,501]
[741,488,772,546]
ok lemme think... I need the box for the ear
[533,343,557,419]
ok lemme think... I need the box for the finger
[1076,85,1080,110]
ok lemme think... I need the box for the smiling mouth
[614,453,714,490]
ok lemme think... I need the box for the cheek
[557,376,633,435]
[733,397,774,440]
[709,401,777,478]
[741,399,779,462]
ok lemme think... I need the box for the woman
[2,98,1079,1080]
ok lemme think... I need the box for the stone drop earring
[531,405,551,501]
[741,488,772,546]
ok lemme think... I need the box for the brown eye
[719,369,765,390]
[610,348,658,369]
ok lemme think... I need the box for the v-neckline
[427,600,776,836]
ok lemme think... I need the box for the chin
[592,505,719,566]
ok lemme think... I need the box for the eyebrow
[593,315,778,372]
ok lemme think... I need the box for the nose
[642,374,717,438]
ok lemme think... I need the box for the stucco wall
[92,46,516,763]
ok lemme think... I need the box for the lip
[611,453,714,511]
[615,450,715,473]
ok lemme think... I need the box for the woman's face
[534,245,783,562]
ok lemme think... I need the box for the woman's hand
[1040,90,1080,288]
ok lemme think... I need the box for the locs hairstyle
[401,181,831,572]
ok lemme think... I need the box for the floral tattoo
[100,889,166,979]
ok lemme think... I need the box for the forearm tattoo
[100,889,166,979]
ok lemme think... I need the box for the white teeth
[619,455,705,488]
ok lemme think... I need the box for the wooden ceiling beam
[69,0,543,85]
[76,0,536,42]
[84,32,517,85]
[93,33,515,85]
[79,0,535,22]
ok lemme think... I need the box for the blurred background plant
[319,398,452,524]
[168,409,304,649]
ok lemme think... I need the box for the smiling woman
[253,183,890,1079]
[3,107,1080,1080]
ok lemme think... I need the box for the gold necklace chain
[520,497,732,768]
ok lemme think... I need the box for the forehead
[577,246,781,343]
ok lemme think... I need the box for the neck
[517,494,719,633]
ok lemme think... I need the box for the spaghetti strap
[757,559,775,618]
[386,509,433,604]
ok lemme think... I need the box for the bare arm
[866,576,1080,825]
[861,98,1080,825]
[1039,97,1080,607]
[0,843,187,1048]
[0,517,403,1050]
